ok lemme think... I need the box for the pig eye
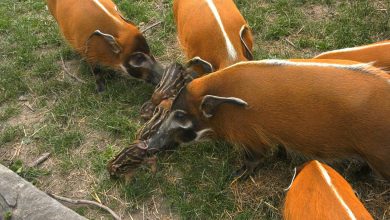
[172,110,192,128]
[174,111,186,119]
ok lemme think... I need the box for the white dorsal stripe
[315,161,357,220]
[92,0,121,24]
[219,59,390,90]
[314,42,390,58]
[256,59,371,70]
[205,0,238,61]
[223,59,375,74]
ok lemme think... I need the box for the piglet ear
[86,30,122,54]
[200,95,248,118]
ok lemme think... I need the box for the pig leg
[364,150,390,181]
[233,147,267,180]
[89,65,105,93]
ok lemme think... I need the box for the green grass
[0,126,23,146]
[37,125,84,155]
[2,211,12,220]
[9,159,49,184]
[0,0,389,219]
[0,104,20,122]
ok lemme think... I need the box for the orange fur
[158,98,173,110]
[174,0,253,71]
[314,40,390,71]
[47,0,150,71]
[284,160,373,220]
[184,60,390,180]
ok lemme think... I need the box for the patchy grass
[0,104,20,122]
[0,126,23,146]
[0,0,389,219]
[9,159,50,184]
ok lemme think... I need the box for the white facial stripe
[119,64,146,82]
[205,0,238,61]
[315,161,357,220]
[168,110,193,129]
[314,42,390,57]
[175,120,192,129]
[119,64,128,74]
[195,128,213,141]
[92,0,122,24]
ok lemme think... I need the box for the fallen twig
[296,26,305,35]
[10,140,24,161]
[18,95,28,101]
[229,170,247,187]
[24,103,35,112]
[60,56,86,84]
[152,195,159,214]
[29,152,51,168]
[285,38,297,48]
[141,21,163,33]
[29,125,47,138]
[263,201,279,211]
[378,189,390,197]
[48,193,121,220]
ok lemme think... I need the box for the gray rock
[0,164,87,220]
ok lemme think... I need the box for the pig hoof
[96,84,105,93]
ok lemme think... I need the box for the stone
[0,164,87,220]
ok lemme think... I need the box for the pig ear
[200,95,248,118]
[115,6,136,25]
[88,30,122,54]
[128,52,154,68]
[239,25,254,60]
[128,52,163,85]
[185,56,214,79]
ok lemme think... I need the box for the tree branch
[48,193,121,220]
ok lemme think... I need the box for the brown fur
[314,40,390,71]
[182,59,390,180]
[174,0,253,71]
[47,0,150,72]
[284,160,373,220]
